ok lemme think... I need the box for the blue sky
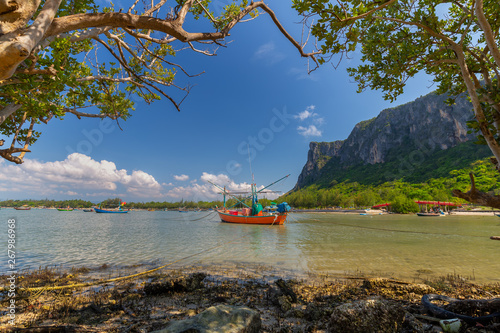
[0,1,436,203]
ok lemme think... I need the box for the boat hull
[217,210,286,225]
[417,212,441,216]
[94,208,128,214]
[57,209,74,211]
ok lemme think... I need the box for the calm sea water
[2,209,500,283]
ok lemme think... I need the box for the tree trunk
[452,173,500,209]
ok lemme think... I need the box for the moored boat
[94,200,129,213]
[83,208,93,212]
[14,206,31,210]
[217,208,288,225]
[94,207,128,213]
[417,212,441,216]
[209,174,291,225]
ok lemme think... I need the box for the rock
[403,313,426,333]
[275,279,298,303]
[328,297,405,333]
[151,304,261,333]
[144,273,207,295]
[294,91,483,190]
[362,278,436,295]
[277,295,292,313]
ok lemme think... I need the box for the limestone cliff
[294,92,483,190]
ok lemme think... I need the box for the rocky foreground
[1,265,500,332]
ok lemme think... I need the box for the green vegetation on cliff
[300,141,491,189]
[280,157,500,212]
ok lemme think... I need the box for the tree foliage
[293,0,500,207]
[0,0,319,164]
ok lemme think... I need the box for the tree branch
[0,103,21,125]
[475,0,500,68]
[452,173,500,209]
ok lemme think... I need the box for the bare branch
[128,0,141,15]
[176,0,194,26]
[64,108,120,120]
[123,27,176,44]
[188,41,216,56]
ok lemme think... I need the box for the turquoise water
[2,209,500,283]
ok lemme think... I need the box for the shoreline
[1,264,500,332]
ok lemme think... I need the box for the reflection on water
[2,210,499,283]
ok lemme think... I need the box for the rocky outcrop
[151,305,261,333]
[295,140,343,189]
[294,92,476,189]
[328,298,406,333]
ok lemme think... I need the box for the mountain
[294,92,492,190]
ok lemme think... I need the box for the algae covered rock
[151,304,261,333]
[144,272,207,295]
[328,297,405,333]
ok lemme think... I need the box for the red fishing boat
[208,174,291,225]
[217,209,288,225]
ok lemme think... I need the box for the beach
[1,263,500,332]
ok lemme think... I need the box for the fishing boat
[83,208,93,212]
[14,206,31,210]
[208,174,291,225]
[94,201,129,214]
[57,206,74,211]
[417,212,441,216]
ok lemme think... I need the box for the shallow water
[2,209,500,283]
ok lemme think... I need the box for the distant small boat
[57,206,74,211]
[94,200,128,213]
[14,206,31,210]
[417,212,441,216]
[94,207,128,214]
[83,208,93,212]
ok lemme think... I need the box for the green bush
[390,195,420,214]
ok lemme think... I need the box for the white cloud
[164,172,282,201]
[254,41,286,65]
[0,153,162,199]
[313,117,325,125]
[174,174,189,181]
[295,105,325,137]
[297,125,322,137]
[295,105,318,121]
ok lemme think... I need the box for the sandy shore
[449,210,500,216]
[1,263,499,332]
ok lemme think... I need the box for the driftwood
[452,173,500,209]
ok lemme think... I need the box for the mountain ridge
[294,91,491,190]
